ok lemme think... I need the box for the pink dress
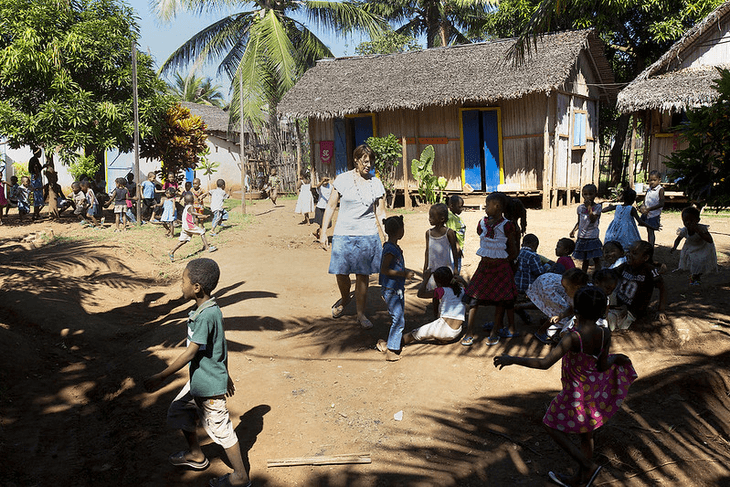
[543,331,637,434]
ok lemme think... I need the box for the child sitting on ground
[552,237,576,274]
[671,206,717,286]
[71,182,88,223]
[424,203,459,290]
[160,187,177,238]
[494,286,637,487]
[205,179,230,237]
[169,193,216,261]
[602,241,626,269]
[513,233,551,325]
[376,216,415,361]
[3,176,20,216]
[592,268,631,330]
[144,258,251,487]
[530,268,589,344]
[614,240,666,322]
[446,195,466,273]
[408,266,467,345]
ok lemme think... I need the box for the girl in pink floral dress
[494,286,637,487]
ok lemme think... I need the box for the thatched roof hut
[618,1,730,113]
[616,1,730,177]
[280,29,614,119]
[280,29,615,208]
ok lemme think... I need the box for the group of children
[293,170,335,238]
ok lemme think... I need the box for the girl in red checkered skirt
[461,192,520,346]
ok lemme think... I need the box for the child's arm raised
[494,331,576,370]
[144,342,200,391]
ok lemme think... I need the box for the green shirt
[446,210,466,248]
[187,298,229,397]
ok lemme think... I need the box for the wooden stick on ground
[267,453,371,468]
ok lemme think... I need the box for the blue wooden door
[334,118,347,175]
[352,116,374,147]
[462,109,501,192]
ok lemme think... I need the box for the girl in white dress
[671,206,717,285]
[294,172,315,224]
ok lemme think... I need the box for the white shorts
[411,317,462,342]
[167,382,238,449]
[179,226,205,242]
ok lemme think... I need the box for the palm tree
[168,72,227,108]
[152,1,386,126]
[366,0,495,48]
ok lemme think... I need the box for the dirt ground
[1,196,730,487]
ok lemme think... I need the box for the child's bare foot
[376,339,387,353]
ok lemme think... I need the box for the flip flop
[486,336,500,346]
[209,474,252,487]
[461,335,474,346]
[585,465,603,487]
[331,301,345,318]
[548,471,571,487]
[498,328,521,338]
[357,316,373,329]
[168,253,174,262]
[208,246,217,252]
[169,450,209,470]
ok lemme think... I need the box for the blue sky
[126,0,364,98]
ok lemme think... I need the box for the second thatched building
[279,29,615,208]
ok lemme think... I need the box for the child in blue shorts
[145,258,251,487]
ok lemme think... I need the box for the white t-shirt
[316,183,333,209]
[332,170,385,236]
[208,187,228,212]
[435,287,466,321]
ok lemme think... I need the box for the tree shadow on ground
[293,351,730,486]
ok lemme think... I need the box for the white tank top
[644,185,662,218]
[428,232,454,271]
[476,217,509,259]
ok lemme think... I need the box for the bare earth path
[1,198,730,486]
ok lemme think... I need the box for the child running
[423,203,459,289]
[160,187,177,238]
[144,258,251,487]
[639,170,665,246]
[408,266,466,345]
[570,184,603,273]
[603,187,644,253]
[294,172,315,224]
[376,216,415,361]
[461,192,519,346]
[671,206,717,285]
[206,179,230,237]
[446,195,466,273]
[170,193,216,262]
[494,286,637,487]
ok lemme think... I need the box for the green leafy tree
[152,0,386,126]
[0,0,171,166]
[366,134,402,207]
[356,29,422,55]
[366,0,495,48]
[666,68,730,209]
[168,72,226,108]
[141,103,208,177]
[478,0,724,185]
[68,154,102,181]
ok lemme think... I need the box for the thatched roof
[279,29,614,120]
[617,1,730,113]
[180,102,237,137]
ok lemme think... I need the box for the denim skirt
[328,234,382,275]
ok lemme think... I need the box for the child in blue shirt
[376,215,415,361]
[140,172,161,223]
[145,258,251,487]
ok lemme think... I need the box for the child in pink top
[169,194,216,262]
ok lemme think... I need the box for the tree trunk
[609,113,631,187]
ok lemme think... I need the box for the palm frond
[507,0,563,64]
[304,1,387,39]
[150,0,242,23]
[230,22,271,127]
[259,9,299,92]
[289,20,334,66]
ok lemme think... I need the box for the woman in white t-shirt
[320,145,386,329]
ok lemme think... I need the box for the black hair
[632,240,654,261]
[432,266,462,298]
[649,170,661,178]
[558,237,576,254]
[430,203,449,223]
[603,240,624,253]
[522,233,539,248]
[165,187,176,197]
[115,177,126,186]
[216,178,226,188]
[562,267,589,287]
[582,183,597,193]
[592,268,619,288]
[573,286,607,321]
[353,144,375,163]
[681,206,700,221]
[622,187,637,205]
[71,181,80,190]
[185,181,192,188]
[383,215,404,236]
[10,175,18,183]
[486,191,510,211]
[186,258,220,296]
[448,194,464,207]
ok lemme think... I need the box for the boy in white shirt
[205,179,230,236]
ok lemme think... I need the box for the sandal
[486,336,500,346]
[208,246,217,253]
[498,328,521,338]
[376,339,387,353]
[169,450,209,470]
[168,253,175,263]
[461,335,474,346]
[331,301,345,318]
[548,471,571,487]
[585,465,602,487]
[357,316,373,330]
